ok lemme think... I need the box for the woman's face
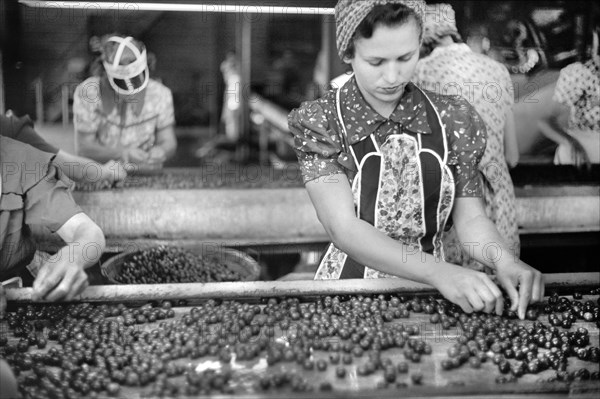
[346,19,421,114]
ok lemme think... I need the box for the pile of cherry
[114,246,244,284]
[0,289,598,398]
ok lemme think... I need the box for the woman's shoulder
[288,90,337,131]
[147,79,173,96]
[421,90,486,152]
[421,89,476,120]
[76,76,100,89]
[148,78,171,92]
[561,61,585,75]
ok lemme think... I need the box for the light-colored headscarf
[422,3,461,45]
[335,0,426,59]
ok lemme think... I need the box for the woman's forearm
[154,126,177,159]
[454,212,517,270]
[329,217,452,285]
[54,150,106,183]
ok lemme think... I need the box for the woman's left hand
[495,260,544,320]
[147,147,167,164]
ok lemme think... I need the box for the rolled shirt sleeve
[0,114,59,154]
[288,99,346,183]
[25,163,83,233]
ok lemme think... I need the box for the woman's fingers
[466,289,486,313]
[43,267,77,302]
[32,265,62,301]
[531,271,544,303]
[517,271,534,320]
[475,279,502,314]
[501,277,520,314]
[481,277,505,315]
[65,274,89,301]
[455,297,474,314]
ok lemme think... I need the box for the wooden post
[237,15,252,162]
[34,77,43,123]
[0,51,4,115]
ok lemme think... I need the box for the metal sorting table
[38,167,598,251]
[3,273,600,398]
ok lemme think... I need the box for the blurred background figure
[538,16,600,167]
[194,52,241,162]
[73,34,176,170]
[414,3,520,271]
[220,52,242,142]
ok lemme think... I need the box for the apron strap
[334,88,383,279]
[411,86,447,253]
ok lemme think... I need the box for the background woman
[73,35,177,168]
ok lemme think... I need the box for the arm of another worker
[305,176,506,316]
[32,212,105,301]
[14,148,106,301]
[538,101,590,167]
[538,65,590,167]
[1,113,127,184]
[53,150,127,185]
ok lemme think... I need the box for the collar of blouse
[340,77,433,146]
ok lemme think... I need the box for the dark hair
[343,4,423,60]
[420,32,463,59]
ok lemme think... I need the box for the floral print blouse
[288,78,487,197]
[74,77,175,151]
[553,59,600,132]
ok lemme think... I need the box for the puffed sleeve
[446,97,487,197]
[73,79,101,136]
[288,99,346,183]
[553,63,583,108]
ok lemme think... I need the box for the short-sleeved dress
[73,77,175,155]
[552,59,600,164]
[414,43,520,270]
[0,136,82,279]
[289,77,487,279]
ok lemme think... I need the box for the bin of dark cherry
[102,246,253,284]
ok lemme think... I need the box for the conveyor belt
[2,273,599,398]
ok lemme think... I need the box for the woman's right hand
[429,264,504,315]
[100,160,127,186]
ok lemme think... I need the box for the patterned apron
[315,86,456,279]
